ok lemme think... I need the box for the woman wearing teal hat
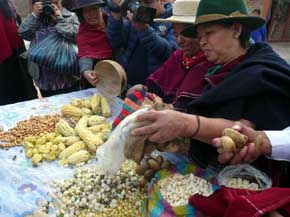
[132,0,290,188]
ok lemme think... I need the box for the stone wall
[13,0,30,18]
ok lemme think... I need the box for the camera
[106,0,157,24]
[42,0,54,17]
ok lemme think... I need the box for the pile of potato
[135,155,172,186]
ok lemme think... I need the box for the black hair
[252,8,261,15]
[74,9,84,21]
[62,0,73,10]
[0,0,13,19]
[220,21,251,49]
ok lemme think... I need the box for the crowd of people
[1,0,290,210]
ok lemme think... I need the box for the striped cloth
[112,90,146,129]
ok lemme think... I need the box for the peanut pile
[0,115,61,148]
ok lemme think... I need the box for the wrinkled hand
[84,70,99,87]
[126,84,148,96]
[131,110,195,143]
[127,11,149,31]
[212,122,271,165]
[33,1,43,17]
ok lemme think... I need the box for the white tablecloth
[0,89,123,217]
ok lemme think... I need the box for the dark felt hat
[182,0,265,38]
[71,0,106,11]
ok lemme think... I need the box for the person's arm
[106,13,129,49]
[18,14,41,41]
[55,11,79,41]
[79,58,98,86]
[18,1,42,41]
[132,110,235,144]
[79,58,94,74]
[264,127,290,161]
[137,25,178,61]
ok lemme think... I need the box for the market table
[0,89,123,217]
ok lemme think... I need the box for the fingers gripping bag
[143,163,219,217]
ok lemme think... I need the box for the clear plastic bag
[217,164,272,190]
[95,108,151,174]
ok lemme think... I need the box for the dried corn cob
[100,96,111,117]
[64,150,90,165]
[59,141,86,160]
[87,115,106,127]
[57,136,80,147]
[75,125,103,152]
[91,95,101,114]
[81,108,93,116]
[56,119,76,137]
[61,104,83,118]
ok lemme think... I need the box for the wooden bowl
[94,60,127,97]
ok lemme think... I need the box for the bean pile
[0,115,61,148]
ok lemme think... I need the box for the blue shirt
[251,25,267,42]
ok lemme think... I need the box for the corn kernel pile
[226,178,260,190]
[158,173,213,206]
[24,132,65,166]
[50,161,144,216]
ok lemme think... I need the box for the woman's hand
[131,110,197,143]
[32,1,43,17]
[83,70,99,87]
[212,122,272,164]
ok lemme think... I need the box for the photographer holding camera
[106,0,178,87]
[19,0,80,97]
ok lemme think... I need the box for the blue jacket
[106,3,178,86]
[250,25,267,42]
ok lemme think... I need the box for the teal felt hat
[182,0,265,38]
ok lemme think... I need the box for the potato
[147,159,161,171]
[139,176,147,187]
[144,169,155,181]
[155,155,164,164]
[223,128,247,148]
[161,160,171,170]
[143,142,157,154]
[220,136,236,152]
[136,161,149,175]
[253,135,264,155]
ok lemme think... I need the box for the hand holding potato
[212,122,272,165]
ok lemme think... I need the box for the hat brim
[182,16,265,38]
[71,2,106,11]
[154,15,196,24]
